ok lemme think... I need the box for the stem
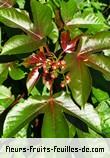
[63,74,70,94]
[50,80,53,97]
[57,50,64,61]
[44,45,51,55]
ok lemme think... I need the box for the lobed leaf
[3,97,47,137]
[56,93,102,134]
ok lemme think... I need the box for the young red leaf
[26,67,40,93]
[61,31,80,53]
[23,51,46,67]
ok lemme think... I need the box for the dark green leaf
[78,32,110,54]
[61,0,78,23]
[65,54,92,107]
[31,0,53,37]
[1,35,45,55]
[85,54,110,79]
[42,102,69,138]
[0,64,8,84]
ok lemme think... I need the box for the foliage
[0,0,110,138]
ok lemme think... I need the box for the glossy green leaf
[66,12,108,31]
[0,64,8,84]
[61,0,78,23]
[78,32,110,54]
[3,97,47,138]
[31,0,53,37]
[92,87,109,103]
[42,102,69,138]
[65,54,92,107]
[9,64,25,80]
[0,8,33,33]
[1,35,45,55]
[85,54,110,79]
[56,93,102,134]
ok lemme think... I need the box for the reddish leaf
[26,67,40,93]
[23,51,46,67]
[61,31,70,52]
[61,31,80,53]
[43,73,53,90]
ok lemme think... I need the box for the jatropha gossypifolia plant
[0,0,110,138]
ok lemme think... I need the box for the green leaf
[96,100,110,137]
[56,93,102,134]
[1,35,45,55]
[78,32,110,54]
[42,102,69,138]
[65,54,92,107]
[0,8,33,33]
[66,12,108,31]
[85,54,110,80]
[0,64,8,84]
[31,0,53,37]
[67,121,76,138]
[0,85,13,100]
[48,22,59,43]
[61,0,78,23]
[16,0,25,9]
[92,87,109,103]
[76,128,102,138]
[9,64,25,80]
[3,97,47,138]
[15,125,27,138]
[0,85,14,108]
